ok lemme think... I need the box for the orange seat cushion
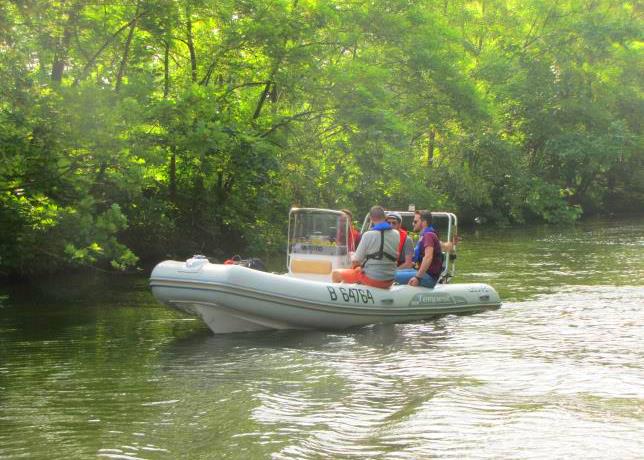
[290,259,333,274]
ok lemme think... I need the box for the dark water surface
[1,219,643,459]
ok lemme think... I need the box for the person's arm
[441,234,460,253]
[441,240,455,253]
[351,233,368,267]
[409,245,433,286]
[399,254,414,269]
[399,238,414,269]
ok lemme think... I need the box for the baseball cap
[386,211,402,223]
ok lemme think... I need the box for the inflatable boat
[150,208,501,334]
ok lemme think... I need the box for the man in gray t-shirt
[331,206,399,288]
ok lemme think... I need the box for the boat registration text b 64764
[327,286,375,304]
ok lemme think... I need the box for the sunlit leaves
[0,0,641,276]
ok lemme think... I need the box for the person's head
[386,211,402,229]
[413,210,432,232]
[369,205,386,224]
[341,208,353,221]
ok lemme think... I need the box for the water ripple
[1,219,643,459]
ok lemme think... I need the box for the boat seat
[290,258,333,275]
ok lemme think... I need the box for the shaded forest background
[0,0,641,276]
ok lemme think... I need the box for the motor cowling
[223,255,266,272]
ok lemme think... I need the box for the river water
[1,219,643,459]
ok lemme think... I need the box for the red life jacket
[349,227,361,252]
[397,228,408,265]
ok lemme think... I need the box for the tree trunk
[186,9,197,83]
[51,3,81,84]
[163,40,170,98]
[253,80,273,120]
[270,82,280,114]
[427,129,436,166]
[200,51,220,86]
[115,2,140,92]
[252,0,300,120]
[253,57,284,121]
[75,12,145,85]
[169,148,176,202]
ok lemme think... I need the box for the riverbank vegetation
[1,0,641,276]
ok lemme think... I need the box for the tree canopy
[0,0,641,276]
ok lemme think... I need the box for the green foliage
[524,179,583,224]
[0,0,641,277]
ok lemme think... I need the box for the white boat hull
[150,261,501,334]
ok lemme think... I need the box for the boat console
[286,208,353,281]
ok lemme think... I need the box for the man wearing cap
[386,212,414,269]
[332,205,399,289]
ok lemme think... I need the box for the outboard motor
[224,255,266,272]
[241,258,266,271]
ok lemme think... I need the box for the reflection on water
[0,218,643,459]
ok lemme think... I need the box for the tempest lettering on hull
[410,293,454,306]
[327,286,374,304]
